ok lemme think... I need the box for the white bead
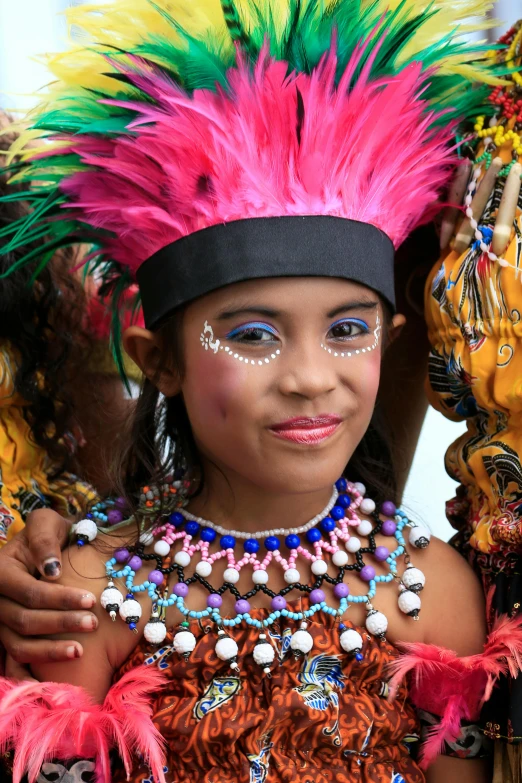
[284,568,301,584]
[366,610,388,637]
[154,540,171,557]
[139,530,154,546]
[360,498,375,514]
[253,642,275,666]
[223,567,240,584]
[353,482,366,497]
[144,620,167,644]
[357,520,373,537]
[119,599,142,621]
[173,630,196,656]
[252,569,269,585]
[398,589,422,617]
[75,519,98,542]
[195,561,212,578]
[402,566,426,593]
[100,587,123,610]
[340,628,364,654]
[311,560,328,576]
[290,629,313,654]
[346,537,361,553]
[174,551,191,567]
[215,635,239,661]
[409,526,431,549]
[332,550,349,567]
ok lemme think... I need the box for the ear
[123,326,181,397]
[388,313,406,345]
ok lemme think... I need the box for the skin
[0,277,487,782]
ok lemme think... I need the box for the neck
[187,463,336,535]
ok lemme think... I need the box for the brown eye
[328,319,369,341]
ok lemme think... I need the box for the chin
[247,449,353,495]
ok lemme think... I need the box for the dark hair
[0,114,91,471]
[115,301,397,512]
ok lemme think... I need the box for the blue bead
[201,527,217,543]
[129,622,136,630]
[265,536,280,551]
[77,539,85,547]
[285,534,300,549]
[244,538,260,553]
[320,517,336,533]
[185,521,200,536]
[169,512,185,527]
[86,513,93,519]
[220,535,236,549]
[355,652,364,662]
[331,506,345,521]
[337,494,351,508]
[306,527,322,543]
[336,477,348,492]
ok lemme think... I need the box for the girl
[0,1,518,782]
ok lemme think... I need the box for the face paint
[200,320,281,366]
[320,314,381,357]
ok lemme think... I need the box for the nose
[277,341,337,401]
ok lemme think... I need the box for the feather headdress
[0,0,507,373]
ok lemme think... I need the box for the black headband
[137,215,395,329]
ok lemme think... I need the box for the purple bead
[107,509,123,525]
[309,589,326,605]
[207,593,223,609]
[382,520,397,536]
[148,570,164,586]
[114,497,128,511]
[381,500,397,517]
[114,548,129,564]
[360,565,376,582]
[271,595,287,611]
[128,555,143,571]
[333,583,350,599]
[235,599,251,614]
[374,546,390,562]
[173,582,189,597]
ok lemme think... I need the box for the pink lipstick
[269,415,342,445]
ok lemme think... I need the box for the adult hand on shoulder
[0,509,97,670]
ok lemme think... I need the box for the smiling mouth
[269,416,342,445]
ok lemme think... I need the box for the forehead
[187,277,379,317]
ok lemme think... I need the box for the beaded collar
[74,478,430,676]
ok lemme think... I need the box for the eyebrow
[216,300,379,321]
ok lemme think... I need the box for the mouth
[268,415,342,445]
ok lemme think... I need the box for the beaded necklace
[74,478,430,676]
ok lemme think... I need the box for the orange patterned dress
[114,607,423,783]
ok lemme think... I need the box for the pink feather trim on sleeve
[388,614,522,768]
[0,665,167,783]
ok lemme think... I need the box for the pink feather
[43,30,457,278]
[388,614,522,767]
[0,666,166,783]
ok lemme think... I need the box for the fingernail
[66,645,80,659]
[81,615,97,630]
[43,558,61,578]
[80,593,96,608]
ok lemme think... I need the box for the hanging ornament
[144,611,167,644]
[339,625,364,661]
[398,587,421,619]
[100,581,123,621]
[401,565,426,593]
[215,629,240,671]
[365,608,388,639]
[173,625,197,660]
[119,595,142,633]
[253,633,275,675]
[74,518,98,547]
[409,526,431,549]
[290,622,314,658]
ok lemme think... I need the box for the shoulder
[412,535,486,655]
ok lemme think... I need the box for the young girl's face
[150,277,403,495]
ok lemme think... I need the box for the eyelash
[225,322,279,343]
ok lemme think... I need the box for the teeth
[492,162,522,257]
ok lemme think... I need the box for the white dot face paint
[320,313,381,358]
[200,321,281,366]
